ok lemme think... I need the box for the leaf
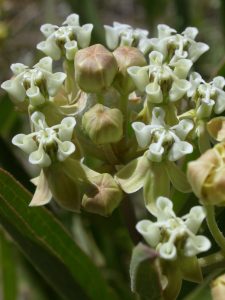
[0,230,17,300]
[165,160,191,193]
[0,168,118,300]
[130,242,163,300]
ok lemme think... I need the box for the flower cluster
[2,14,225,299]
[136,197,211,260]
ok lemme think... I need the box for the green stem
[199,251,225,269]
[120,93,129,140]
[205,205,225,254]
[101,144,119,165]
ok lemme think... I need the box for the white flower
[188,72,225,118]
[136,197,211,260]
[12,112,76,167]
[132,107,193,162]
[148,24,209,64]
[1,57,66,105]
[104,21,150,53]
[37,14,93,60]
[128,51,191,101]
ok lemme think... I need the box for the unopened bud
[75,44,118,93]
[211,274,225,300]
[82,103,123,144]
[82,173,123,216]
[113,46,146,93]
[187,143,225,206]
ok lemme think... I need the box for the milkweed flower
[136,197,211,260]
[37,14,93,60]
[12,111,76,167]
[1,57,66,106]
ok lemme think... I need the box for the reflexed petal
[75,24,93,48]
[127,66,149,92]
[213,76,225,89]
[156,196,174,221]
[115,156,150,193]
[136,220,161,247]
[29,170,52,206]
[138,38,152,54]
[57,141,76,161]
[58,117,76,141]
[188,72,202,97]
[29,148,51,167]
[12,134,37,154]
[196,99,214,119]
[132,122,152,148]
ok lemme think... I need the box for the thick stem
[205,205,225,254]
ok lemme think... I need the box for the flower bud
[187,143,225,206]
[113,46,146,93]
[211,274,225,300]
[82,173,123,216]
[82,104,123,144]
[75,44,118,93]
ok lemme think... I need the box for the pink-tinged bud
[82,173,123,216]
[187,143,225,206]
[211,274,225,300]
[82,103,123,144]
[113,46,146,94]
[75,44,118,93]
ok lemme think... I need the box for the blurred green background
[0,0,224,299]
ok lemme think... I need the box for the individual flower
[12,111,76,167]
[188,72,225,118]
[37,14,93,60]
[136,197,211,260]
[104,21,150,54]
[148,24,209,63]
[127,51,192,104]
[1,57,66,106]
[132,107,193,162]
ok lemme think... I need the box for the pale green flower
[37,14,93,60]
[136,197,211,260]
[132,107,193,162]
[1,57,66,105]
[12,111,76,167]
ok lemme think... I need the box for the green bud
[75,44,118,93]
[113,46,146,94]
[82,103,123,144]
[82,173,123,216]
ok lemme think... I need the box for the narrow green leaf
[0,230,17,300]
[130,242,163,300]
[0,168,118,300]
